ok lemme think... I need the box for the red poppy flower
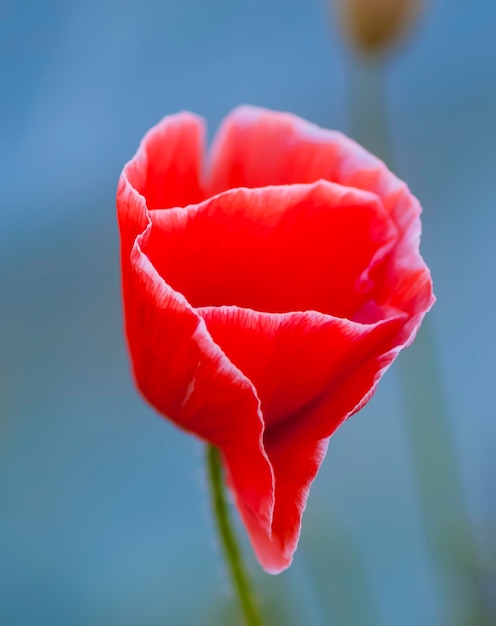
[117,106,434,574]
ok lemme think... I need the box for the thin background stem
[206,444,264,626]
[346,53,491,625]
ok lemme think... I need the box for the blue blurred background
[1,1,495,624]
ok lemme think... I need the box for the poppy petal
[117,131,275,537]
[117,107,435,575]
[198,305,407,572]
[208,105,435,323]
[146,180,398,321]
[124,111,205,213]
[208,105,406,216]
[207,105,347,193]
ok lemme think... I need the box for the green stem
[347,53,491,625]
[206,444,264,626]
[347,56,392,165]
[398,313,490,626]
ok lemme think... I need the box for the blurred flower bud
[334,0,424,55]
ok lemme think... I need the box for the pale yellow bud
[334,0,424,55]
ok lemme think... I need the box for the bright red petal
[124,112,205,213]
[116,115,275,536]
[146,181,398,321]
[117,107,435,575]
[208,106,435,322]
[121,167,429,572]
[208,106,347,193]
[198,305,406,572]
[126,236,274,532]
[207,105,407,216]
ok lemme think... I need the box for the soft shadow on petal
[147,181,398,320]
[198,305,407,571]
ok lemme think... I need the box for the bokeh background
[1,1,495,624]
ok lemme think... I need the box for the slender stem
[206,444,264,626]
[347,53,491,625]
[398,314,490,625]
[347,56,392,165]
